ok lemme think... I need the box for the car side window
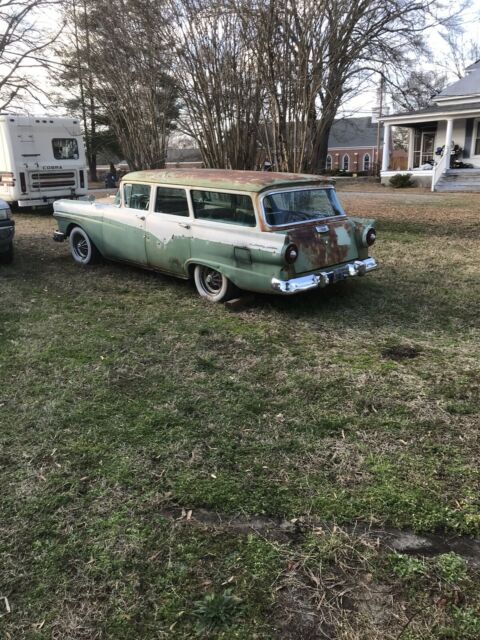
[191,190,256,227]
[155,187,189,217]
[123,183,151,211]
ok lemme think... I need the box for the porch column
[407,128,415,169]
[381,123,390,171]
[444,118,454,171]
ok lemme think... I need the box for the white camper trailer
[0,114,88,208]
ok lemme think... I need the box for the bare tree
[55,0,100,180]
[389,69,448,112]
[234,0,453,172]
[56,0,464,174]
[169,0,263,170]
[58,0,178,171]
[92,0,178,170]
[305,0,456,172]
[439,30,480,79]
[241,0,328,172]
[0,0,62,110]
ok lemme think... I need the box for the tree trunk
[310,117,335,173]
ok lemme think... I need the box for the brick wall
[327,148,378,172]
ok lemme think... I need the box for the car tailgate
[286,218,359,273]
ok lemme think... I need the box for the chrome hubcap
[202,268,222,294]
[74,236,89,259]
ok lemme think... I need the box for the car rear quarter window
[155,187,189,217]
[263,188,344,226]
[123,183,151,211]
[191,190,256,227]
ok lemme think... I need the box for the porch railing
[431,150,448,192]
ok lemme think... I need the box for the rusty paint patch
[123,168,332,193]
[287,219,358,273]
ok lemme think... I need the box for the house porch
[380,106,480,191]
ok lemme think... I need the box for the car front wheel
[69,227,99,265]
[193,265,236,303]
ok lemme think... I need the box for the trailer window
[52,138,79,160]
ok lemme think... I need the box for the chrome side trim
[271,257,378,294]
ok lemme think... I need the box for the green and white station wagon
[53,169,378,302]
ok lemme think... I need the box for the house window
[363,153,371,171]
[342,154,349,171]
[325,155,332,170]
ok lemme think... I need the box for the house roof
[465,59,480,72]
[437,61,480,98]
[383,62,480,123]
[123,168,332,192]
[328,116,383,148]
[382,101,480,123]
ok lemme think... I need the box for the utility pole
[375,73,385,175]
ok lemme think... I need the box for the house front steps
[435,169,480,192]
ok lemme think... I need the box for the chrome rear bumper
[271,257,378,294]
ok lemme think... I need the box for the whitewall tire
[69,227,99,265]
[193,264,236,303]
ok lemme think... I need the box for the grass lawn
[1,190,479,639]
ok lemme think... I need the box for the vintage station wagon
[53,169,378,302]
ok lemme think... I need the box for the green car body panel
[53,169,378,296]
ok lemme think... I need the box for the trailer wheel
[69,227,99,265]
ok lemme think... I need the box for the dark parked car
[0,199,14,264]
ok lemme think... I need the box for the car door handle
[136,215,146,221]
[178,222,190,229]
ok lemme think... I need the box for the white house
[380,60,480,191]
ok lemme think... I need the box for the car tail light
[284,243,299,264]
[361,227,377,247]
[0,171,15,186]
[366,228,377,246]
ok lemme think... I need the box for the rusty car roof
[122,169,332,193]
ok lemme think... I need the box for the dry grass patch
[1,192,479,638]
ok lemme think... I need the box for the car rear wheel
[69,227,99,265]
[193,265,236,303]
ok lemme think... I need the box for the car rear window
[263,188,344,226]
[191,190,256,227]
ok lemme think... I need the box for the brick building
[326,116,389,174]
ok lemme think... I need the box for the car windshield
[263,188,345,226]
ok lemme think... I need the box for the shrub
[389,173,415,188]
